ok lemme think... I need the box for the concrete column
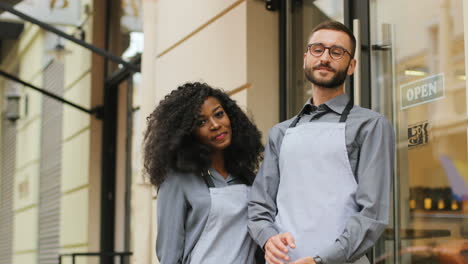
[131,0,158,264]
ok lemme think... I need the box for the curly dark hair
[143,82,264,188]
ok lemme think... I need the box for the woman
[143,82,264,264]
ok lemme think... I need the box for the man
[248,21,394,264]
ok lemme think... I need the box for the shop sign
[0,0,81,26]
[400,73,444,110]
[408,121,429,148]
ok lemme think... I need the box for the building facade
[0,0,138,264]
[1,0,468,264]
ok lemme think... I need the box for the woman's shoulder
[158,170,208,202]
[160,170,202,189]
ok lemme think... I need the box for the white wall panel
[155,0,240,54]
[13,252,36,264]
[13,207,38,252]
[62,74,91,140]
[60,189,88,246]
[14,163,39,210]
[61,130,90,192]
[155,2,247,100]
[15,119,41,169]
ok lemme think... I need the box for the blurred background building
[0,0,467,264]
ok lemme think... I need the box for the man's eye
[332,51,342,56]
[331,48,344,55]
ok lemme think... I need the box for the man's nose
[319,49,332,61]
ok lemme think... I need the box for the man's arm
[248,126,283,248]
[317,115,395,264]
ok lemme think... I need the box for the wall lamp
[5,89,20,122]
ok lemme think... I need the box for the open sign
[400,73,445,110]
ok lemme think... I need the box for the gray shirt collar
[208,168,235,186]
[303,93,350,115]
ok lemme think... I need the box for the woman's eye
[195,119,206,127]
[214,111,224,118]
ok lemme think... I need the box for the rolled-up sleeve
[319,116,395,264]
[156,175,187,264]
[248,126,283,248]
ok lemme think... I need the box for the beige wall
[131,1,158,264]
[246,0,279,136]
[0,1,99,263]
[152,0,278,136]
[60,0,96,261]
[11,24,43,264]
[154,0,248,100]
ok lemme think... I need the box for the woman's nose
[209,119,220,130]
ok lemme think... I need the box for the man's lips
[313,65,335,72]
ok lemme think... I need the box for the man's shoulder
[350,105,391,123]
[270,117,296,134]
[264,117,296,143]
[350,106,394,137]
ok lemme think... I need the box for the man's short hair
[309,20,356,57]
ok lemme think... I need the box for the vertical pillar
[132,0,158,263]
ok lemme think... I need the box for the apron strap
[201,170,215,188]
[339,100,354,123]
[289,115,302,128]
[289,99,354,128]
[289,104,312,128]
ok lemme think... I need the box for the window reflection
[371,0,468,263]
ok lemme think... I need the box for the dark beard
[304,63,350,89]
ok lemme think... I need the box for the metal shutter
[38,61,64,264]
[0,104,16,264]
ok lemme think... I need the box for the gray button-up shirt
[248,94,395,264]
[156,168,244,263]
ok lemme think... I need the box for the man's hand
[290,257,316,264]
[264,232,296,264]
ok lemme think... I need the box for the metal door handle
[353,19,361,106]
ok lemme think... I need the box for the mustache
[312,64,336,72]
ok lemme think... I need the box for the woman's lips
[214,132,227,140]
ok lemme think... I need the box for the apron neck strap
[339,100,354,123]
[289,99,354,128]
[201,170,215,188]
[289,115,302,128]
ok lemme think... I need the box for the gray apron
[275,101,369,264]
[189,171,257,264]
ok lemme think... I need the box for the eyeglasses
[306,43,352,60]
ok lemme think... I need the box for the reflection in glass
[371,0,468,263]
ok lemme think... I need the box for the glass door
[370,0,468,263]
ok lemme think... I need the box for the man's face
[303,29,356,89]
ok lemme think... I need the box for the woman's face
[194,96,232,151]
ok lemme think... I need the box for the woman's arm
[156,174,187,264]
